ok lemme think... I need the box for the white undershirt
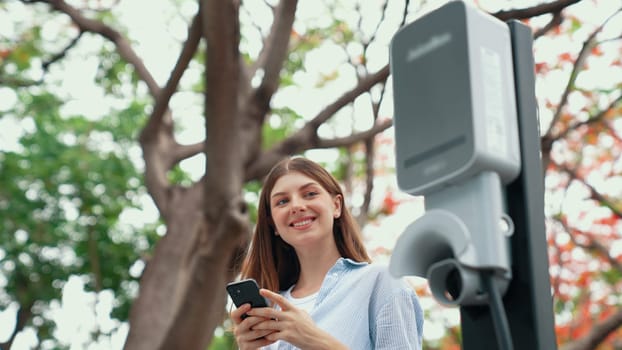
[283,284,318,314]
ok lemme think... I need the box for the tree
[1,0,620,349]
[0,90,159,349]
[536,5,622,350]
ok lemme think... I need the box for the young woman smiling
[230,157,423,350]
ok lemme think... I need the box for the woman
[231,157,423,349]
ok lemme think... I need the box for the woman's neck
[292,247,341,298]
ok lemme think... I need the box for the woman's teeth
[293,219,313,227]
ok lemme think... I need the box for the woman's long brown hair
[240,157,371,292]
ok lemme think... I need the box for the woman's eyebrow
[270,182,318,198]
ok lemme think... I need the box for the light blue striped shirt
[263,258,423,349]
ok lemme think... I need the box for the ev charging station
[388,1,557,349]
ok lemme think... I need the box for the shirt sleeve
[373,288,424,350]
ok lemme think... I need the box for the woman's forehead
[271,172,320,195]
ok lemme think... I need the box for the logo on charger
[406,32,452,62]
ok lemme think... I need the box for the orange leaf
[595,214,619,226]
[535,62,548,74]
[585,133,598,145]
[556,324,571,339]
[382,191,400,215]
[559,52,574,62]
[577,272,590,287]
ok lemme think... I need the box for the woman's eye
[304,191,319,198]
[275,198,288,206]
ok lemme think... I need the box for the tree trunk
[158,214,247,349]
[124,187,204,350]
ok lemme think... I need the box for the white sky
[0,0,621,348]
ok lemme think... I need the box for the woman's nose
[290,197,306,212]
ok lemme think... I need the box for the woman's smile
[290,216,316,229]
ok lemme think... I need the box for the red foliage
[381,191,400,215]
[535,62,549,74]
[0,49,11,59]
[595,214,620,227]
[591,46,604,56]
[559,52,574,62]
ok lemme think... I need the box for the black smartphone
[226,279,269,318]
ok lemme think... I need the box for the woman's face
[269,171,342,250]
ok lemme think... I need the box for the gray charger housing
[391,0,520,196]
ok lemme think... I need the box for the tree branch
[549,230,564,305]
[0,76,42,87]
[42,30,83,71]
[559,164,622,219]
[317,119,392,148]
[138,14,202,215]
[543,7,621,140]
[140,14,202,144]
[557,216,622,273]
[533,12,564,39]
[551,94,622,144]
[552,203,622,350]
[561,309,622,350]
[37,0,161,96]
[359,0,390,48]
[88,226,103,292]
[359,82,388,225]
[492,0,582,21]
[173,142,205,164]
[0,304,32,350]
[544,33,598,140]
[309,64,390,129]
[251,0,298,110]
[244,65,391,181]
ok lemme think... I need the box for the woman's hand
[230,303,277,350]
[248,289,349,350]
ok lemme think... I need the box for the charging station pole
[460,20,557,350]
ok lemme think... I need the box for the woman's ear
[333,194,343,218]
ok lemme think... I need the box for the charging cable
[481,270,513,350]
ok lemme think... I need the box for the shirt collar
[315,257,369,307]
[338,257,368,267]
